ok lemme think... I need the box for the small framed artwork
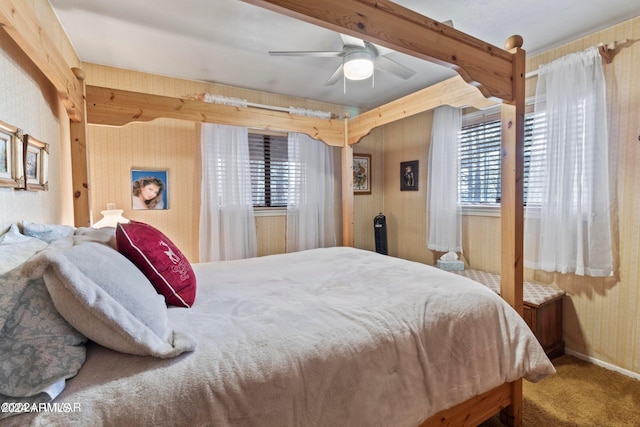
[353,153,371,194]
[24,134,49,191]
[400,160,419,191]
[131,169,168,210]
[0,121,24,189]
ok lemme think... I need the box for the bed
[452,269,566,359]
[3,0,532,425]
[0,223,554,426]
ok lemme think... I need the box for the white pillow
[22,239,197,358]
[0,224,48,275]
[0,223,30,244]
[74,226,117,249]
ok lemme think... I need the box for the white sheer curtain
[524,46,612,277]
[427,106,463,252]
[200,124,257,261]
[286,132,336,252]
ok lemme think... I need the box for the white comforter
[3,247,554,427]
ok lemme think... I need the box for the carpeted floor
[480,354,640,426]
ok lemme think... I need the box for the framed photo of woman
[131,169,168,210]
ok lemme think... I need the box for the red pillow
[116,221,196,307]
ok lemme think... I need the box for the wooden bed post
[500,35,526,320]
[342,119,355,246]
[70,67,91,228]
[499,35,526,427]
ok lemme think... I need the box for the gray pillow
[22,239,197,358]
[0,266,86,419]
[22,222,75,244]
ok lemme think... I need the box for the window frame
[458,103,539,216]
[248,131,289,211]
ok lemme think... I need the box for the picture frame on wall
[353,153,371,195]
[400,160,419,191]
[0,121,24,189]
[131,169,169,210]
[24,134,49,191]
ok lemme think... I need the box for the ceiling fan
[269,34,417,86]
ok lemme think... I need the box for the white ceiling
[50,0,640,111]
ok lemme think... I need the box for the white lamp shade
[93,203,129,228]
[343,52,374,80]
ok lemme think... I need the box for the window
[458,111,540,205]
[248,133,289,207]
[458,119,502,204]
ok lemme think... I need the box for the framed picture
[353,153,371,194]
[24,134,48,191]
[400,160,419,191]
[0,121,24,189]
[131,169,168,210]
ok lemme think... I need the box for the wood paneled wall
[83,63,350,262]
[0,29,71,231]
[353,17,640,376]
[86,117,199,261]
[352,127,385,251]
[524,17,640,375]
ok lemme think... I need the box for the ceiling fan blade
[324,64,344,86]
[340,34,366,48]
[374,55,416,80]
[373,43,394,56]
[269,50,343,57]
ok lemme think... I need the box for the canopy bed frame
[1,0,527,425]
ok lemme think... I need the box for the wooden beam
[501,379,523,427]
[241,0,514,101]
[70,68,90,228]
[86,86,345,147]
[341,120,354,246]
[499,35,526,427]
[499,35,525,315]
[0,0,84,122]
[500,96,524,315]
[348,74,497,145]
[70,119,90,227]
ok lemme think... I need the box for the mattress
[1,247,554,426]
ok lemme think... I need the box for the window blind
[458,119,502,204]
[523,113,544,204]
[458,113,540,205]
[248,133,288,207]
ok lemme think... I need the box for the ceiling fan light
[343,52,374,80]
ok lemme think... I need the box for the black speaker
[374,213,388,255]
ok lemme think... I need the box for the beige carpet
[480,354,640,426]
